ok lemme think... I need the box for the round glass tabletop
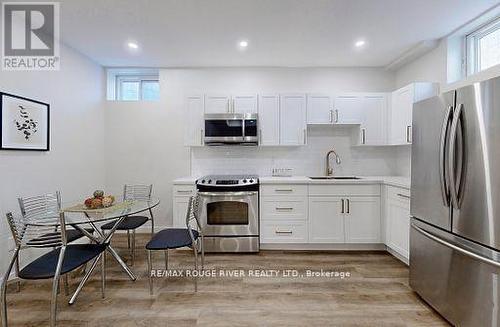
[22,198,160,226]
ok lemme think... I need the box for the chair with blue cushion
[17,191,93,294]
[101,184,154,266]
[146,195,204,294]
[1,211,107,327]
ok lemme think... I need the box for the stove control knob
[208,180,212,184]
[242,179,247,183]
[249,179,254,183]
[202,180,206,184]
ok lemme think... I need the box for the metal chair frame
[147,195,204,295]
[1,210,106,327]
[104,184,154,266]
[17,191,67,294]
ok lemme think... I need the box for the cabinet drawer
[261,199,307,221]
[261,184,308,196]
[387,186,410,203]
[309,184,380,196]
[173,185,195,197]
[261,221,308,243]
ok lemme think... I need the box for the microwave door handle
[448,103,464,209]
[439,105,453,206]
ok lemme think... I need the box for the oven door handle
[197,191,258,197]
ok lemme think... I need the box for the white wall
[0,46,105,272]
[395,40,447,89]
[104,67,398,228]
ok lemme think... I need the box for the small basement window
[466,16,500,75]
[106,68,160,101]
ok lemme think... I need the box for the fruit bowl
[84,190,116,209]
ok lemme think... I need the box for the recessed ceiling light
[127,41,139,50]
[355,40,366,48]
[239,40,248,48]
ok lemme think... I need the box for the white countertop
[259,176,410,189]
[174,175,410,189]
[172,176,198,185]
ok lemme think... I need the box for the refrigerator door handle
[439,105,453,206]
[412,223,500,268]
[448,103,466,209]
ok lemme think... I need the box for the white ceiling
[57,0,500,67]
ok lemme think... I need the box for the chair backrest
[6,211,67,249]
[18,191,61,221]
[185,195,202,242]
[123,184,153,201]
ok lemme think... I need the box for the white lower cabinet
[308,197,344,243]
[309,196,380,244]
[260,184,308,243]
[385,186,410,262]
[345,196,381,243]
[172,184,195,228]
[262,221,308,243]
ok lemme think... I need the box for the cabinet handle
[275,189,293,192]
[303,129,306,144]
[276,207,294,211]
[406,125,412,143]
[275,230,293,235]
[201,129,204,144]
[177,190,192,193]
[259,128,262,144]
[341,199,345,214]
[346,199,350,214]
[397,193,410,199]
[329,110,333,123]
[335,109,339,123]
[361,129,366,144]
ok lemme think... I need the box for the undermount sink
[308,176,361,180]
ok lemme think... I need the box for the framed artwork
[0,92,50,151]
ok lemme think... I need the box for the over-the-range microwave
[204,113,258,145]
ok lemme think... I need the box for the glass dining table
[22,198,160,304]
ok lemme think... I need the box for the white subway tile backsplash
[191,125,400,177]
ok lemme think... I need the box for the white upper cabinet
[389,83,438,145]
[258,94,280,146]
[184,95,204,146]
[205,94,258,114]
[334,95,364,124]
[307,94,335,124]
[204,94,231,114]
[280,94,307,145]
[359,94,388,146]
[232,95,258,114]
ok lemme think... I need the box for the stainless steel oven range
[196,175,259,252]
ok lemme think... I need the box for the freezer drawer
[410,218,500,327]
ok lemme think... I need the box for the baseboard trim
[386,246,409,265]
[260,243,386,251]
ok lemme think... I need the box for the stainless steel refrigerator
[410,75,500,327]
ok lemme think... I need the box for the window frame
[115,75,159,101]
[466,16,500,76]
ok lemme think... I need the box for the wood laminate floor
[4,234,449,326]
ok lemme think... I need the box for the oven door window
[206,201,248,225]
[205,120,243,137]
[244,119,257,137]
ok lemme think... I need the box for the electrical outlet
[272,167,293,177]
